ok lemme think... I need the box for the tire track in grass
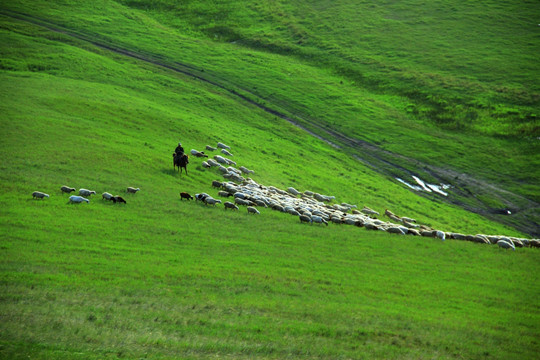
[2,9,538,236]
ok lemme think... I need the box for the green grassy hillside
[1,1,539,359]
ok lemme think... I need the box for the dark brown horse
[173,153,189,174]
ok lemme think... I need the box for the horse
[173,153,189,174]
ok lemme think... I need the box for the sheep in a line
[207,159,220,167]
[204,197,222,206]
[111,196,126,204]
[218,191,233,198]
[127,187,140,194]
[212,180,223,189]
[238,166,255,174]
[60,186,76,194]
[190,149,208,158]
[79,188,96,197]
[206,145,217,151]
[224,201,239,210]
[361,206,380,216]
[201,161,211,168]
[247,206,260,215]
[102,192,114,200]
[212,177,538,250]
[180,192,194,201]
[311,215,328,226]
[497,240,515,250]
[195,193,210,202]
[299,214,312,224]
[32,191,49,199]
[287,187,301,196]
[217,142,231,150]
[221,149,234,157]
[69,195,89,204]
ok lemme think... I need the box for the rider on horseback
[175,142,184,157]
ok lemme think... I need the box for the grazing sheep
[102,192,114,200]
[361,206,380,216]
[436,230,446,241]
[204,197,222,206]
[60,186,76,194]
[32,191,49,199]
[312,215,328,226]
[299,214,312,224]
[497,240,515,250]
[206,145,217,151]
[387,227,406,235]
[207,159,219,167]
[235,198,250,206]
[364,223,380,230]
[287,187,301,196]
[201,161,211,168]
[127,187,140,194]
[212,180,223,189]
[195,193,210,202]
[217,142,231,150]
[450,233,466,240]
[69,195,89,204]
[79,188,96,197]
[224,201,239,211]
[190,149,208,158]
[221,149,234,157]
[238,166,255,174]
[180,192,194,201]
[111,196,126,204]
[218,191,233,198]
[247,206,260,215]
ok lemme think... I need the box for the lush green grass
[1,1,539,359]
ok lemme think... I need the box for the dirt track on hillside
[3,9,538,236]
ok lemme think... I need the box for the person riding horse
[175,142,184,157]
[173,142,189,174]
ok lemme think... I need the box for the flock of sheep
[30,140,538,251]
[185,142,539,251]
[31,186,140,204]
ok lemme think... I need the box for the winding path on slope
[3,9,538,236]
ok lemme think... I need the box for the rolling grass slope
[1,0,538,235]
[1,1,539,359]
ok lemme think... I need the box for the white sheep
[497,240,515,250]
[247,206,260,215]
[201,161,211,168]
[79,188,96,197]
[221,149,234,157]
[205,145,217,151]
[224,201,239,210]
[238,166,255,174]
[299,214,312,224]
[127,187,140,194]
[287,187,301,196]
[32,191,49,199]
[102,192,114,200]
[60,186,76,194]
[204,197,222,206]
[69,195,89,204]
[361,206,380,216]
[190,149,208,158]
[436,231,446,241]
[217,142,231,150]
[311,215,328,226]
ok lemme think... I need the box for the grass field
[1,1,539,359]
